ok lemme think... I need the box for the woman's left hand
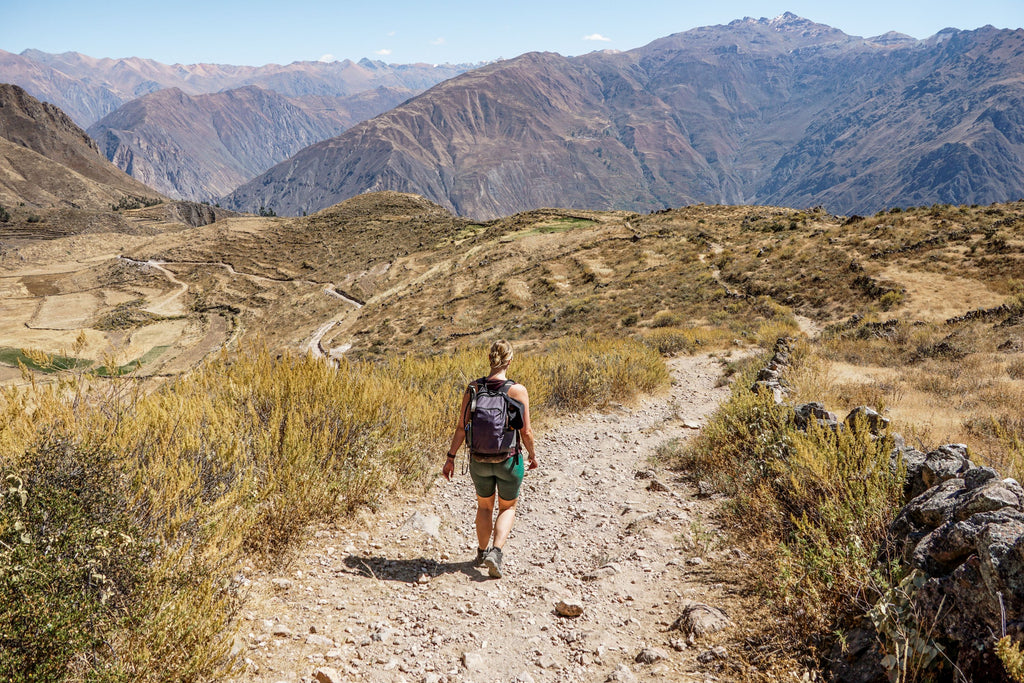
[442,457,455,481]
[527,453,538,470]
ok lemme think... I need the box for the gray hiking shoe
[474,548,488,567]
[483,547,503,578]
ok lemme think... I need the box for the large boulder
[901,444,973,499]
[793,402,839,431]
[845,406,890,435]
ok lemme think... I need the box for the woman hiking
[442,340,538,578]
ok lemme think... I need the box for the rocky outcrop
[750,337,793,402]
[886,455,1024,677]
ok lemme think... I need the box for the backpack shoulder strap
[467,379,483,417]
[498,379,515,396]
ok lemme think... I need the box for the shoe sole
[484,557,502,578]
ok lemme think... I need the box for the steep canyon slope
[86,85,413,201]
[0,51,477,201]
[0,84,162,210]
[224,15,1024,219]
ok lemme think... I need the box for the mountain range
[4,14,1024,218]
[223,14,1024,218]
[0,50,476,201]
[0,50,476,128]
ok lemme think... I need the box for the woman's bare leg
[491,496,518,549]
[475,494,495,549]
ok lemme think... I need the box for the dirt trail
[117,257,362,358]
[230,353,752,683]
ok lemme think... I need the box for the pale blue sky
[2,0,1021,66]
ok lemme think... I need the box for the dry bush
[641,326,733,356]
[523,336,669,412]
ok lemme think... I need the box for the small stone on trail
[686,557,705,566]
[697,646,728,663]
[606,663,638,682]
[583,564,620,581]
[537,654,559,669]
[462,650,487,671]
[401,511,441,539]
[312,667,342,683]
[306,634,334,648]
[673,601,733,638]
[272,624,293,637]
[647,479,670,492]
[635,647,668,664]
[271,578,293,590]
[634,470,655,480]
[370,622,393,642]
[417,573,430,584]
[555,600,585,618]
[696,481,714,498]
[513,672,537,683]
[682,419,701,429]
[669,638,688,652]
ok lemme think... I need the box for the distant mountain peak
[731,12,819,29]
[866,31,918,46]
[769,11,805,25]
[722,12,848,42]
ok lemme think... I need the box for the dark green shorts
[469,455,525,500]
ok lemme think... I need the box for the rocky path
[229,353,754,683]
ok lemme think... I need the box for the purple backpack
[465,378,525,463]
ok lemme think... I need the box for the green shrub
[879,289,904,311]
[641,326,733,356]
[651,310,682,328]
[1,436,152,680]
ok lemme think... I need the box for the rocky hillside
[0,49,475,128]
[224,15,1024,219]
[87,85,412,201]
[0,84,162,209]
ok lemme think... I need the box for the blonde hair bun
[489,339,514,369]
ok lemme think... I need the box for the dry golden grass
[0,335,666,680]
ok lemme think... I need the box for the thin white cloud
[387,31,396,37]
[431,37,446,45]
[583,33,612,42]
[375,48,393,56]
[318,53,336,62]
